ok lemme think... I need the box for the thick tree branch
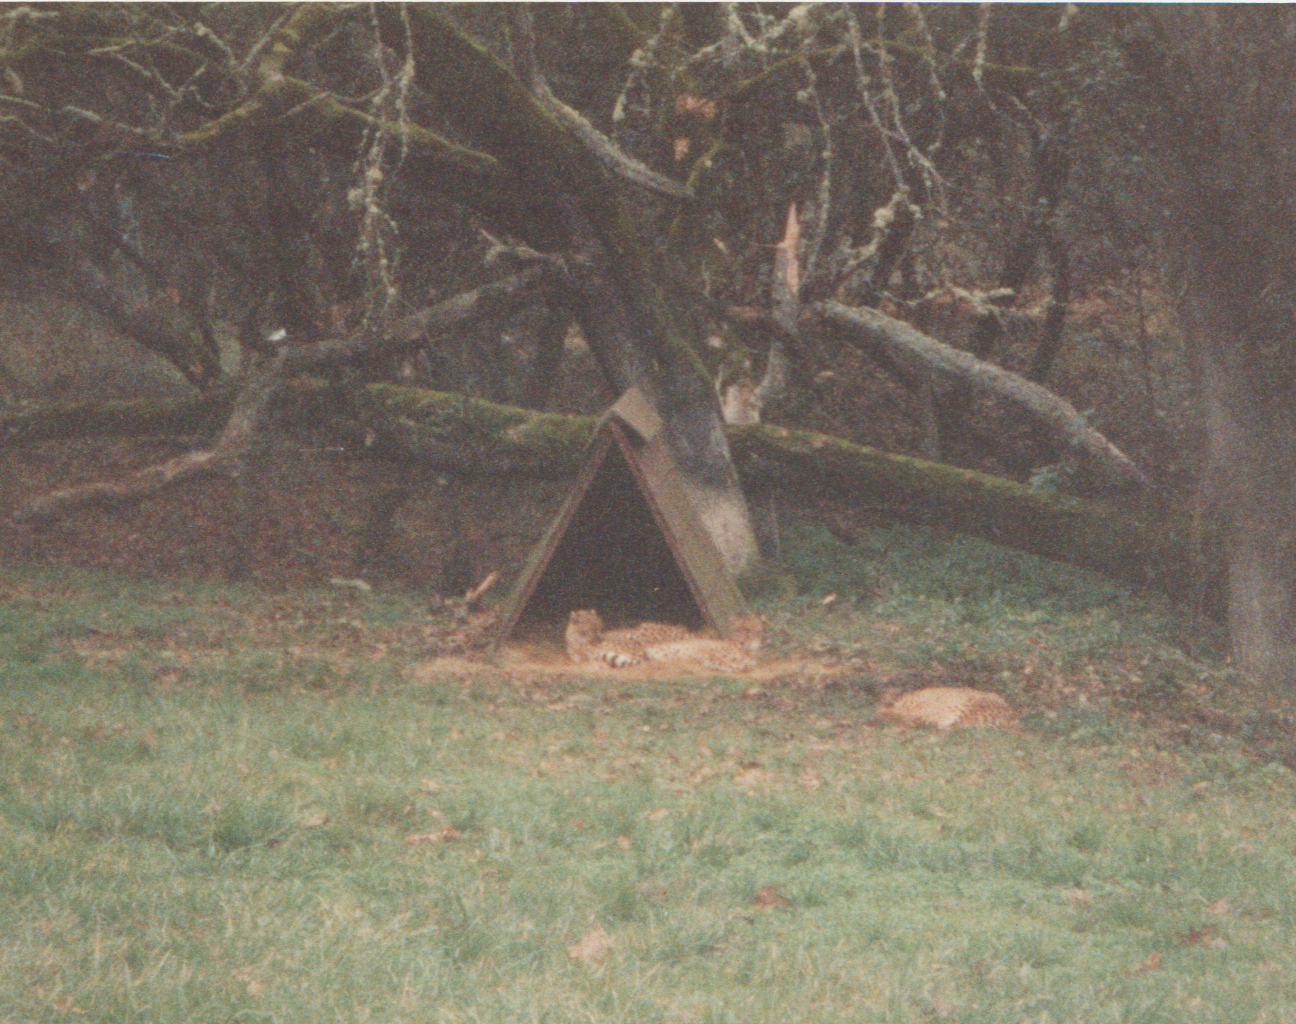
[510,5,693,201]
[373,6,678,359]
[177,76,539,226]
[251,2,354,83]
[815,302,1151,493]
[66,260,221,390]
[13,352,286,525]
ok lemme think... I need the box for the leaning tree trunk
[372,6,759,575]
[556,204,759,574]
[815,303,1150,495]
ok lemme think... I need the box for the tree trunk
[1182,286,1296,684]
[1119,7,1296,689]
[373,7,759,574]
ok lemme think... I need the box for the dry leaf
[1124,951,1161,975]
[418,778,441,794]
[300,812,329,828]
[404,826,459,844]
[1177,924,1218,946]
[752,885,792,911]
[798,767,823,790]
[49,994,84,1015]
[566,927,614,963]
[616,834,632,851]
[674,93,718,120]
[733,767,774,788]
[1063,888,1092,906]
[233,968,266,996]
[153,667,182,689]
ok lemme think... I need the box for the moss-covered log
[0,389,237,446]
[725,424,1212,604]
[0,380,596,475]
[1,385,1218,610]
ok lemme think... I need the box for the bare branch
[846,7,904,190]
[973,3,992,93]
[542,87,695,201]
[64,259,220,390]
[612,4,676,124]
[828,188,915,296]
[253,3,355,83]
[795,52,833,291]
[278,268,554,374]
[512,5,693,203]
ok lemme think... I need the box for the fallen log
[1,382,1215,609]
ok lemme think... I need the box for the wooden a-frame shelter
[497,388,748,641]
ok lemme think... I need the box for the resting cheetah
[564,609,691,667]
[875,686,1018,730]
[565,609,763,673]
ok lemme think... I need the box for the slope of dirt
[0,435,565,594]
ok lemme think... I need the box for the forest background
[0,3,1293,691]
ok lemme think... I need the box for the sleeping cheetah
[875,686,1018,730]
[565,609,763,673]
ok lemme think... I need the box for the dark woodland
[1,4,1294,689]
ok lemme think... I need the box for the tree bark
[1181,282,1296,684]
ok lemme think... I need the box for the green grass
[780,518,1224,667]
[1,535,1294,1023]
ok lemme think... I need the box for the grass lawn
[2,524,1295,1023]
